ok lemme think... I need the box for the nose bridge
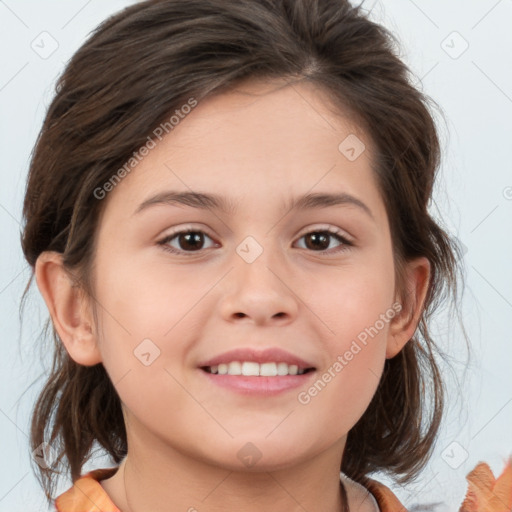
[234,233,286,285]
[218,233,298,324]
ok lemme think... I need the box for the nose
[218,245,299,326]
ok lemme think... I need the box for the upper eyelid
[161,224,216,240]
[296,224,352,240]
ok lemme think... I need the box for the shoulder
[459,457,512,512]
[358,476,407,512]
[54,467,120,512]
[342,478,378,511]
[359,456,512,512]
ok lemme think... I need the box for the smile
[202,361,315,376]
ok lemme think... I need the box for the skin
[35,78,430,512]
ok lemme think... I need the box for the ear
[386,256,431,359]
[34,251,102,366]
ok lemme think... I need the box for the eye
[158,229,218,254]
[158,226,353,256]
[294,228,353,253]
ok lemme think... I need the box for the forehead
[102,79,385,223]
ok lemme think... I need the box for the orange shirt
[55,458,512,512]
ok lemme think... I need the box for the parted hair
[20,0,463,505]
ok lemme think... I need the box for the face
[86,79,400,471]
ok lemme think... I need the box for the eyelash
[157,226,353,256]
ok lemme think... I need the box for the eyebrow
[133,190,374,220]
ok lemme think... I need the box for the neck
[103,431,348,512]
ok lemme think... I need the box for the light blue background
[1,1,511,510]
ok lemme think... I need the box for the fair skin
[35,79,430,512]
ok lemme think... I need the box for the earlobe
[34,251,102,366]
[386,256,431,359]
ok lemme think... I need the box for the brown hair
[20,0,465,505]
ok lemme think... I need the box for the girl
[20,0,511,510]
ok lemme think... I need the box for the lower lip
[200,369,316,396]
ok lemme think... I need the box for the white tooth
[288,364,298,375]
[276,362,289,376]
[227,361,242,375]
[210,361,306,376]
[260,362,277,376]
[242,361,260,376]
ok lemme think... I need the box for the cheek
[307,254,396,341]
[92,254,219,398]
[90,256,172,385]
[296,326,388,440]
[297,256,394,422]
[93,253,210,344]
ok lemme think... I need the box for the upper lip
[198,348,316,370]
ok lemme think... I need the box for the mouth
[201,361,316,376]
[197,348,317,395]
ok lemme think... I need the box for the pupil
[180,232,203,250]
[306,232,329,250]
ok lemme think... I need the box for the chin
[207,450,309,473]
[203,435,323,472]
